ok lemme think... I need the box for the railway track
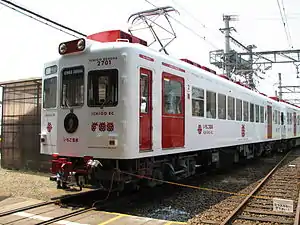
[218,150,300,225]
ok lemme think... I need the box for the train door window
[250,103,254,122]
[218,93,226,120]
[140,73,149,113]
[87,69,118,107]
[228,96,235,120]
[274,110,277,124]
[243,101,249,121]
[236,98,242,121]
[255,105,259,123]
[260,106,264,123]
[281,112,284,125]
[163,77,183,114]
[192,87,204,117]
[43,77,57,108]
[278,111,280,125]
[206,91,216,119]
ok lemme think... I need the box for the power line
[0,0,86,38]
[281,0,293,48]
[276,0,293,49]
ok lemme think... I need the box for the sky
[0,0,300,99]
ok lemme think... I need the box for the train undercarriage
[50,139,298,192]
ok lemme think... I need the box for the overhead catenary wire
[0,0,87,38]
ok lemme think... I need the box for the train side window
[260,106,264,123]
[243,101,249,121]
[206,91,216,119]
[43,76,57,108]
[281,112,284,125]
[87,69,118,107]
[163,77,183,114]
[255,105,259,123]
[228,96,235,120]
[250,103,254,122]
[236,98,242,121]
[192,87,204,117]
[218,93,226,120]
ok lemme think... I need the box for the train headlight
[59,43,67,54]
[77,39,85,50]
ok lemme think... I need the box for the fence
[0,78,51,172]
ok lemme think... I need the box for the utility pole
[278,73,283,100]
[248,45,256,89]
[224,15,231,78]
[220,15,237,78]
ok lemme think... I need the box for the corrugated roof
[0,77,42,87]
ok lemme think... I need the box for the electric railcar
[41,30,300,190]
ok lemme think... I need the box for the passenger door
[139,68,152,151]
[293,112,297,136]
[267,105,272,139]
[162,72,185,149]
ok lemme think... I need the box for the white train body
[40,30,300,190]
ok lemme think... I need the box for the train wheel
[147,168,164,188]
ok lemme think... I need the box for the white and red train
[41,29,300,190]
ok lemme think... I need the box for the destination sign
[62,66,84,76]
[45,65,58,75]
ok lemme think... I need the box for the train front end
[40,32,142,190]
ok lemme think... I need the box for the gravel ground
[116,154,284,222]
[0,167,57,201]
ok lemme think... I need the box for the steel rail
[220,150,292,225]
[0,188,103,217]
[294,183,300,225]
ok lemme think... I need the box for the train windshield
[61,66,84,107]
[87,69,118,107]
[43,77,57,108]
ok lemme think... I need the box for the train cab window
[260,106,264,123]
[250,103,254,122]
[228,96,235,120]
[61,66,84,107]
[281,112,284,125]
[88,69,118,107]
[163,78,182,114]
[43,77,57,108]
[243,101,249,121]
[255,105,259,123]
[218,93,226,120]
[236,98,242,121]
[206,91,216,119]
[192,87,204,117]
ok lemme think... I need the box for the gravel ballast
[117,154,284,222]
[0,167,56,201]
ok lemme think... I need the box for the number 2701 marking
[97,60,112,66]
